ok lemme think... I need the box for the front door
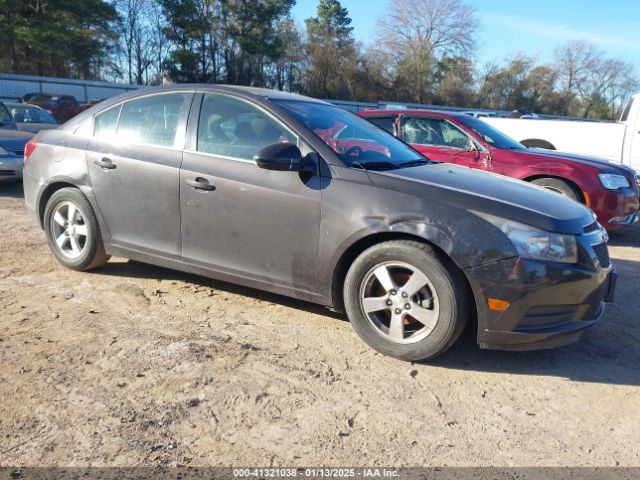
[86,92,192,258]
[180,92,321,292]
[401,116,486,170]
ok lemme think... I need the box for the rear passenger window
[117,93,188,147]
[197,93,295,160]
[94,105,121,139]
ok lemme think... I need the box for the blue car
[1,102,33,181]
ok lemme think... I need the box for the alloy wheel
[50,201,89,259]
[359,261,440,344]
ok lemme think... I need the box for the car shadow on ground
[0,181,24,198]
[93,256,640,387]
[92,259,346,321]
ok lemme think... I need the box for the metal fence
[0,73,142,103]
[0,72,597,121]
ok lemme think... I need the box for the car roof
[361,109,466,120]
[61,84,332,131]
[105,84,328,104]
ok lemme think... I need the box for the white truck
[484,93,640,173]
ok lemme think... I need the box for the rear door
[179,92,321,292]
[86,91,193,258]
[400,116,482,169]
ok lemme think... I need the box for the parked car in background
[81,98,107,109]
[464,111,498,119]
[21,92,41,103]
[26,94,85,122]
[23,85,615,361]
[5,102,59,133]
[483,93,640,172]
[359,109,639,231]
[0,127,33,181]
[0,102,17,129]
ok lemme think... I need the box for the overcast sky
[292,0,640,69]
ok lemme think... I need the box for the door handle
[186,177,216,191]
[94,157,116,170]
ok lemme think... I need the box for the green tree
[303,0,358,98]
[0,0,117,79]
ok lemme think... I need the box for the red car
[25,93,86,123]
[359,110,639,231]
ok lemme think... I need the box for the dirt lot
[1,181,639,467]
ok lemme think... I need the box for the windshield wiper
[351,161,400,171]
[397,159,432,169]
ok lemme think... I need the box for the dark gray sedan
[22,85,616,360]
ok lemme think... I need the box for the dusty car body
[22,85,615,360]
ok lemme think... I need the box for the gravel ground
[1,181,639,467]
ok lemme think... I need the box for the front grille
[0,170,16,176]
[592,242,611,269]
[583,222,600,233]
[12,150,24,157]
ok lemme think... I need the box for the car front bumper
[465,256,615,351]
[0,154,23,181]
[589,185,639,231]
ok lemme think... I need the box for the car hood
[512,147,633,173]
[0,129,33,151]
[370,163,594,235]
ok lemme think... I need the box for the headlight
[476,213,578,264]
[0,146,8,156]
[501,221,578,263]
[598,174,629,190]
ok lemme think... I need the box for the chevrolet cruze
[22,86,616,360]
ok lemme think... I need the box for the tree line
[1,0,637,119]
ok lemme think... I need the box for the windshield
[10,105,58,124]
[461,116,524,150]
[273,100,428,170]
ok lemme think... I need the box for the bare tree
[554,40,600,115]
[375,0,479,102]
[555,40,639,118]
[116,0,156,84]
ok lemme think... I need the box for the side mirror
[477,151,492,166]
[254,143,305,171]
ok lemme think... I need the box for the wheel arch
[521,174,586,204]
[37,179,96,228]
[520,138,557,150]
[329,231,475,314]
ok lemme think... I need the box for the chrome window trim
[183,149,255,164]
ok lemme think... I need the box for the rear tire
[43,187,110,271]
[521,139,556,150]
[343,240,469,361]
[531,178,581,202]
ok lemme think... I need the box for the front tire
[43,187,110,271]
[343,240,469,361]
[531,177,581,202]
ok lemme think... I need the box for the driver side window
[403,118,470,149]
[197,94,295,161]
